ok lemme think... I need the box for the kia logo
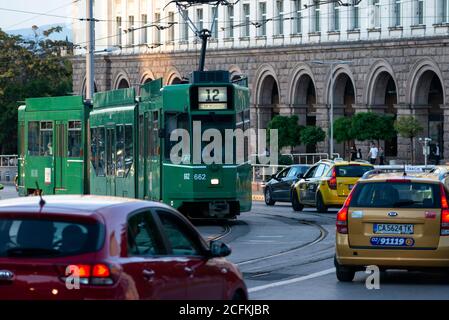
[388,212,399,217]
[0,270,14,281]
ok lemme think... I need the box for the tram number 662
[194,174,206,181]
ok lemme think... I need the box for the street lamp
[312,60,352,159]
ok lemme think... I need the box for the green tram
[18,71,252,219]
[17,96,90,196]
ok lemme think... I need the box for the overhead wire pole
[85,0,95,103]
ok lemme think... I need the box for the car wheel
[316,192,328,213]
[291,189,304,212]
[264,188,275,206]
[334,256,356,282]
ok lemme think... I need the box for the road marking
[248,268,335,293]
[256,235,284,238]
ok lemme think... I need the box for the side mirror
[209,240,232,258]
[296,173,304,179]
[271,174,278,180]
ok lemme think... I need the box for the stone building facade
[71,0,449,163]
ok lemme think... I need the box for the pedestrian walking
[357,148,362,160]
[379,146,385,165]
[434,143,441,165]
[368,143,378,165]
[350,145,357,161]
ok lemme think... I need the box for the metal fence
[252,153,340,183]
[0,155,18,183]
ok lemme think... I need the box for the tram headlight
[211,179,220,185]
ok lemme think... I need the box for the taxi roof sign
[404,166,424,173]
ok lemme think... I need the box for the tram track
[207,223,233,241]
[235,212,330,267]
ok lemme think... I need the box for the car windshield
[350,182,441,208]
[336,165,374,178]
[0,218,105,258]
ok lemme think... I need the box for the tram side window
[27,121,54,156]
[139,115,144,161]
[151,111,159,157]
[164,113,189,161]
[40,122,53,156]
[125,125,133,173]
[68,121,82,158]
[116,125,125,177]
[28,122,40,156]
[90,127,105,176]
[235,112,244,163]
[243,109,250,162]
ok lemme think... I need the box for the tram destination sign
[198,87,228,110]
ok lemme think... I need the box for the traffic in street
[3,177,449,300]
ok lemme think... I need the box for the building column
[396,104,430,164]
[315,104,345,157]
[291,104,309,153]
[442,104,449,161]
[395,104,413,164]
[411,105,430,164]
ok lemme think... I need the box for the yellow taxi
[291,160,374,212]
[335,172,449,282]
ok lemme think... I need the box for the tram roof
[25,96,84,112]
[93,87,136,109]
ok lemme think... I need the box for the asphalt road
[4,186,449,300]
[195,202,449,300]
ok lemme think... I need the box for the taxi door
[298,165,318,203]
[305,164,327,204]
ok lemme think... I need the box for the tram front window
[164,113,189,162]
[192,114,234,164]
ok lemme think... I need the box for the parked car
[292,160,374,212]
[264,165,310,206]
[0,195,247,300]
[335,172,449,282]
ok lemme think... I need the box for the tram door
[54,121,67,192]
[105,126,116,196]
[138,114,146,199]
[148,111,161,200]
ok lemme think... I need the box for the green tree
[267,115,303,150]
[300,126,326,148]
[351,112,381,142]
[394,116,423,164]
[372,114,397,146]
[333,117,354,159]
[0,26,72,153]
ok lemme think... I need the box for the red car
[0,196,247,300]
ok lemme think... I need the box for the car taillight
[440,184,449,236]
[336,207,348,234]
[62,263,114,286]
[336,184,357,234]
[328,168,337,190]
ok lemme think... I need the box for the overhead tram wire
[4,0,81,30]
[68,0,436,55]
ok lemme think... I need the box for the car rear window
[350,182,441,208]
[0,218,105,258]
[335,165,374,178]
